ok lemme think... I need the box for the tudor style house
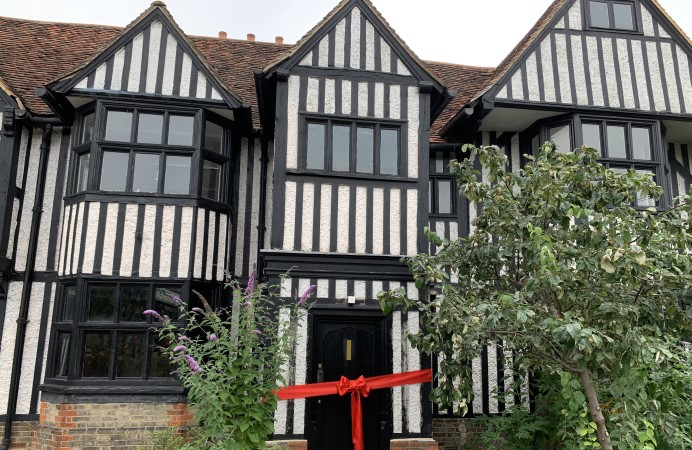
[0,0,690,448]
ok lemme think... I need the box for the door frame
[305,307,393,449]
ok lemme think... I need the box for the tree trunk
[578,370,612,450]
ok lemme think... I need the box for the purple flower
[178,336,191,342]
[191,307,204,314]
[170,294,182,305]
[251,329,262,335]
[183,354,202,374]
[298,285,317,304]
[242,301,252,307]
[143,310,164,321]
[209,333,217,341]
[245,272,256,298]
[163,315,170,321]
[173,345,187,353]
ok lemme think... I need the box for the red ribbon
[276,369,432,450]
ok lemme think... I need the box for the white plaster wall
[178,206,194,277]
[286,76,300,170]
[14,128,41,272]
[372,188,384,254]
[292,310,308,434]
[39,283,56,389]
[159,205,175,278]
[616,38,636,110]
[525,52,540,102]
[111,47,126,91]
[661,43,681,113]
[407,86,419,178]
[676,46,692,113]
[93,64,107,90]
[365,20,375,71]
[264,147,274,249]
[119,204,138,277]
[325,79,336,115]
[34,127,63,272]
[341,80,352,115]
[381,40,391,73]
[631,41,650,110]
[16,282,47,414]
[318,33,329,68]
[391,310,403,433]
[7,198,19,259]
[406,189,417,255]
[334,18,346,68]
[319,184,332,252]
[336,185,349,252]
[571,36,589,105]
[646,41,666,111]
[405,311,421,433]
[70,203,85,275]
[128,30,145,94]
[161,33,177,96]
[193,209,205,278]
[357,82,368,116]
[234,138,249,275]
[0,282,23,414]
[355,186,367,253]
[389,84,400,119]
[555,34,572,104]
[390,189,400,255]
[374,82,384,118]
[568,0,582,30]
[273,307,291,434]
[350,8,361,69]
[217,214,228,280]
[205,210,216,280]
[179,53,192,97]
[195,75,207,102]
[586,36,605,107]
[145,20,162,94]
[283,181,297,251]
[641,4,656,37]
[540,37,557,103]
[601,37,620,108]
[301,183,314,251]
[306,77,319,113]
[81,202,100,275]
[510,70,523,101]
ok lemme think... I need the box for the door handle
[317,363,324,383]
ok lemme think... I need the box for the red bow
[276,369,432,450]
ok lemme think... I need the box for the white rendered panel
[196,75,207,99]
[306,77,319,112]
[335,279,348,299]
[355,186,367,253]
[390,189,400,255]
[247,141,262,272]
[100,204,119,276]
[205,211,216,280]
[145,21,162,94]
[660,43,680,113]
[93,63,107,90]
[319,185,332,252]
[341,80,352,115]
[391,311,402,433]
[374,82,384,118]
[159,205,175,278]
[161,32,177,96]
[119,204,138,277]
[301,183,315,251]
[283,181,297,251]
[568,0,583,30]
[273,308,291,434]
[365,20,375,71]
[646,41,666,111]
[193,210,205,278]
[555,34,573,104]
[373,188,384,254]
[16,282,46,414]
[318,35,329,67]
[405,311,421,433]
[586,36,605,106]
[616,38,636,109]
[631,41,650,111]
[234,139,248,274]
[677,47,692,113]
[641,4,655,37]
[179,53,193,97]
[138,205,156,277]
[389,84,400,119]
[381,41,391,73]
[510,70,523,100]
[217,214,228,280]
[407,86,419,178]
[178,207,193,277]
[128,31,144,92]
[472,355,483,413]
[292,310,309,433]
[488,342,499,414]
[540,38,557,103]
[571,35,589,105]
[15,129,41,272]
[526,52,540,102]
[601,37,620,108]
[111,47,126,91]
[358,82,368,117]
[350,8,361,69]
[325,78,336,115]
[70,203,85,275]
[0,283,23,412]
[397,59,411,76]
[35,127,62,272]
[286,76,300,169]
[406,189,417,255]
[335,18,346,68]
[336,185,350,252]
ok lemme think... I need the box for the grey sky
[3,1,691,67]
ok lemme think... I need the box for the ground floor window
[48,280,220,381]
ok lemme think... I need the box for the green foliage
[380,143,692,448]
[151,274,311,449]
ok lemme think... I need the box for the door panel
[310,316,387,450]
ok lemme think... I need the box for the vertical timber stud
[270,69,290,249]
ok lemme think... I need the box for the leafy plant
[380,143,692,450]
[148,274,314,449]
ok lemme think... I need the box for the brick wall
[432,418,486,450]
[0,421,37,449]
[266,440,308,449]
[390,438,439,449]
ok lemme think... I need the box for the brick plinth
[0,421,37,449]
[390,438,439,449]
[266,439,308,449]
[432,418,486,450]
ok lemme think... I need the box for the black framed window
[578,118,661,207]
[49,281,189,381]
[70,104,231,203]
[302,116,403,176]
[428,150,457,217]
[585,0,640,32]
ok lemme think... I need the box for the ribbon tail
[351,392,364,450]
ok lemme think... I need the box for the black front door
[309,314,388,450]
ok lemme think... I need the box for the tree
[380,144,692,450]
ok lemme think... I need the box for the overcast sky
[3,0,691,67]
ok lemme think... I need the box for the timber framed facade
[0,0,690,448]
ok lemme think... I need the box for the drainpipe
[2,119,60,450]
[256,128,269,276]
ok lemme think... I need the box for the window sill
[40,381,187,403]
[286,169,418,184]
[63,192,231,209]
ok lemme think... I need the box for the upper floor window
[429,150,456,216]
[71,102,230,203]
[302,116,402,177]
[586,0,639,32]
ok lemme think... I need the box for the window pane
[105,110,132,142]
[81,113,95,144]
[606,125,627,158]
[201,160,222,201]
[132,153,160,193]
[356,127,374,173]
[550,124,572,153]
[589,1,610,28]
[137,113,164,144]
[60,286,76,322]
[167,115,194,146]
[636,169,656,207]
[435,151,445,173]
[437,179,452,214]
[54,332,71,377]
[582,123,602,154]
[613,3,634,30]
[205,121,224,153]
[631,127,652,160]
[82,332,111,377]
[88,285,116,321]
[100,151,129,191]
[154,286,182,321]
[164,155,191,195]
[332,125,350,172]
[116,333,145,378]
[150,335,173,378]
[76,153,90,192]
[380,129,399,175]
[306,123,325,170]
[428,180,432,212]
[120,285,148,322]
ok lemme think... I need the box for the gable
[297,5,412,76]
[491,0,692,115]
[49,6,241,108]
